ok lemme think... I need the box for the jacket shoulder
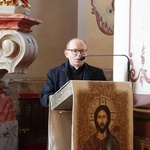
[85,63,104,71]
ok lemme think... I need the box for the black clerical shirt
[69,63,85,80]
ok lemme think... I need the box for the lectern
[49,81,133,150]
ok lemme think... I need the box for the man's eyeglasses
[67,49,87,55]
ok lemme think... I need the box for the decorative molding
[0,7,43,78]
[130,44,150,85]
[129,1,150,86]
[91,0,114,35]
[0,30,38,77]
[0,13,43,33]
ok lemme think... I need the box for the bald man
[40,38,106,107]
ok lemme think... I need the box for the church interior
[0,0,150,150]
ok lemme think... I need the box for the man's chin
[74,62,83,67]
[75,59,83,63]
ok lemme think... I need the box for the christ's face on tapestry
[94,105,111,133]
[96,110,108,133]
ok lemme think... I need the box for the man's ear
[64,50,69,58]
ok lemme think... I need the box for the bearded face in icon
[83,105,120,150]
[94,105,111,134]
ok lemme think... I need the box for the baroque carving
[0,30,38,78]
[0,0,31,9]
[0,6,42,78]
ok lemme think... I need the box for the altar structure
[0,2,42,149]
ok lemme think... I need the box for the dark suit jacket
[40,60,106,107]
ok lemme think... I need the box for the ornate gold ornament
[0,0,31,9]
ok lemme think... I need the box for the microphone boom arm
[86,54,130,81]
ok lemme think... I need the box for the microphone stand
[85,54,131,81]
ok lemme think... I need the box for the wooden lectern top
[50,80,73,110]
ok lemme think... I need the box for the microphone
[80,54,131,81]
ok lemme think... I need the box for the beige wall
[87,0,114,70]
[3,0,78,79]
[2,0,113,81]
[78,0,114,70]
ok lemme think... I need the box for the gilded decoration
[0,0,31,9]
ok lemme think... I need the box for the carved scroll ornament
[0,30,38,78]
